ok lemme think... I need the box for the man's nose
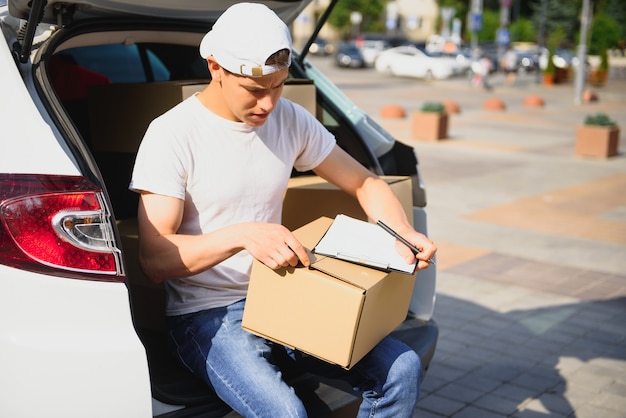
[258,92,275,112]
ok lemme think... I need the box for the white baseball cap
[200,3,292,77]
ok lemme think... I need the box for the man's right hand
[239,222,310,270]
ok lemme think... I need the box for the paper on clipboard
[313,214,417,274]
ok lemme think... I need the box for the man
[130,3,436,417]
[502,46,518,84]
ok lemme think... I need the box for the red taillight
[0,174,124,282]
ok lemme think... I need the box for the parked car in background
[539,47,588,72]
[0,0,438,416]
[538,47,590,81]
[308,37,333,56]
[476,42,500,72]
[334,42,366,68]
[515,47,540,72]
[356,39,390,67]
[431,49,472,75]
[375,45,465,80]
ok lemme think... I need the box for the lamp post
[497,0,512,66]
[350,11,362,40]
[386,2,398,38]
[469,0,483,60]
[574,0,591,105]
[536,0,547,83]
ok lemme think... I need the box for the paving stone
[417,393,466,416]
[572,403,626,418]
[489,383,542,402]
[454,374,504,393]
[450,405,504,418]
[436,383,485,404]
[471,392,524,415]
[589,392,626,412]
[514,397,569,417]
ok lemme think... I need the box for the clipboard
[313,214,417,275]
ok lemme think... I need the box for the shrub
[584,113,617,127]
[598,49,609,72]
[420,102,445,113]
[544,48,556,75]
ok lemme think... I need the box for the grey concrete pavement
[310,56,626,417]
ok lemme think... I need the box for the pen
[376,220,436,265]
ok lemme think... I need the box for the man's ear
[207,57,222,81]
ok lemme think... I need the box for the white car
[0,0,438,416]
[375,45,465,80]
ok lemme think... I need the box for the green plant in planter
[413,102,448,141]
[584,113,617,127]
[420,102,445,113]
[589,49,609,85]
[598,49,609,72]
[543,48,556,76]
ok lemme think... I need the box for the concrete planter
[574,125,620,158]
[411,112,448,141]
[588,69,608,87]
[543,73,555,86]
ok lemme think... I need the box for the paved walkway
[323,63,626,418]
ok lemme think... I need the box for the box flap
[293,217,390,290]
[292,216,334,249]
[310,256,387,290]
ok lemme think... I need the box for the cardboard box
[282,176,413,231]
[281,79,317,118]
[116,219,166,332]
[87,79,316,154]
[242,217,417,369]
[88,81,207,153]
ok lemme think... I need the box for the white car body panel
[375,46,460,80]
[0,27,79,175]
[409,207,436,320]
[0,266,152,417]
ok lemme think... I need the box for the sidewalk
[341,70,626,417]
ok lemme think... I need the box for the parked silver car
[375,45,465,80]
[0,0,438,416]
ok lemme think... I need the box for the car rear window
[57,43,211,84]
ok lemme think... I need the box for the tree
[530,0,579,47]
[510,17,536,43]
[327,0,386,38]
[589,12,622,54]
[476,9,500,43]
[437,0,467,27]
[596,0,626,35]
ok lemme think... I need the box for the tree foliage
[324,0,625,52]
[479,10,500,43]
[589,13,622,53]
[327,0,386,37]
[510,17,536,43]
[529,0,579,47]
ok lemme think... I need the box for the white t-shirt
[130,95,335,315]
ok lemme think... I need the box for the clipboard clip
[335,252,390,271]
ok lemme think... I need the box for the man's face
[219,67,288,127]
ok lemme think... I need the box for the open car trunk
[16,4,438,416]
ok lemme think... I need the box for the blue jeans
[167,299,422,417]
